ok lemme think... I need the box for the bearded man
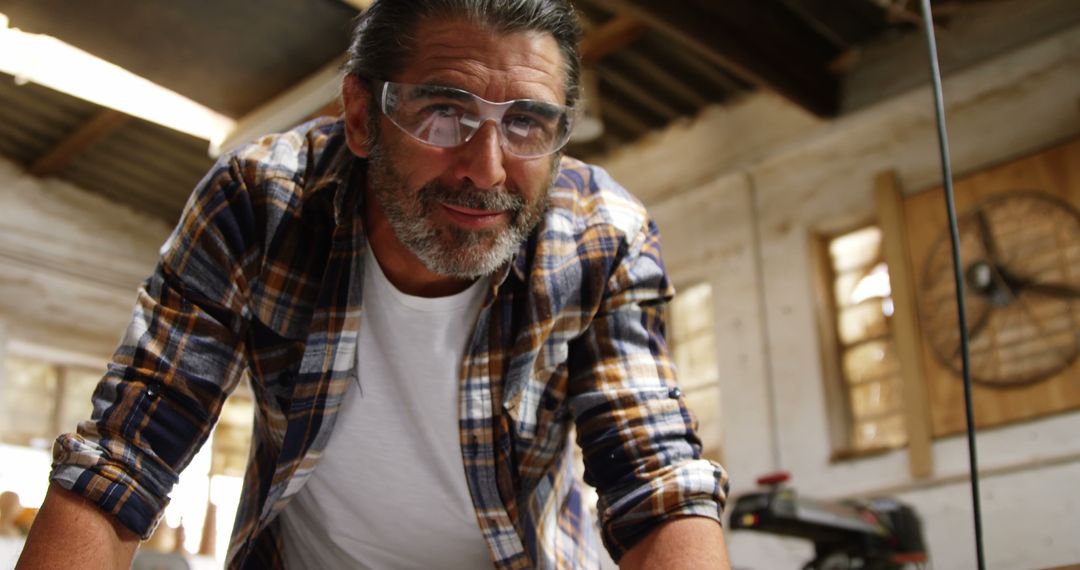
[19,1,730,568]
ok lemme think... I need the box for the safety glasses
[376,80,574,159]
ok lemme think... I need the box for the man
[19,1,730,568]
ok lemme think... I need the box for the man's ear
[342,75,373,158]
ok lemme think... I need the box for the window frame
[667,280,725,465]
[811,221,910,460]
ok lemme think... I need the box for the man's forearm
[619,516,731,570]
[17,483,140,570]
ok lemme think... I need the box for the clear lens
[379,81,572,158]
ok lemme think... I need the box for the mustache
[417,181,526,213]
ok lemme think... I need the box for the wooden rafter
[30,109,128,177]
[841,0,1080,112]
[780,0,891,47]
[609,50,710,108]
[598,96,654,136]
[595,65,681,121]
[590,0,841,117]
[580,14,648,65]
[642,33,749,94]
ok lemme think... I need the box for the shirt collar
[300,119,364,232]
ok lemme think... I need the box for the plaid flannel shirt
[51,118,728,569]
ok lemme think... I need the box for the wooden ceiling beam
[580,14,648,65]
[597,118,639,144]
[30,109,128,178]
[595,66,682,121]
[780,0,890,47]
[609,50,710,108]
[641,34,749,95]
[590,0,841,117]
[841,0,1080,112]
[599,96,655,136]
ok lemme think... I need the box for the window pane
[843,340,899,385]
[670,283,720,392]
[825,225,907,454]
[833,271,862,308]
[837,301,889,345]
[849,378,902,420]
[2,358,58,447]
[671,282,716,339]
[211,396,254,478]
[684,385,723,464]
[59,368,101,434]
[670,283,723,461]
[852,413,906,450]
[829,226,881,273]
[673,335,720,391]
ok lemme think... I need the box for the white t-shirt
[279,247,491,569]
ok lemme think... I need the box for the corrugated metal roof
[2,0,357,117]
[1,73,213,224]
[0,74,98,164]
[66,121,213,224]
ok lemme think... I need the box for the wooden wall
[903,137,1080,436]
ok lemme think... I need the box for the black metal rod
[917,1,986,568]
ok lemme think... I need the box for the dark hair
[344,0,582,108]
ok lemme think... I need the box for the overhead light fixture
[339,0,374,10]
[0,13,235,143]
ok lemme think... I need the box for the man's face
[364,18,566,279]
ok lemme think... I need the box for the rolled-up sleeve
[567,216,729,561]
[51,155,255,538]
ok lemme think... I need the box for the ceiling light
[0,13,234,144]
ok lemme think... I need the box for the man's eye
[505,115,543,137]
[423,103,464,118]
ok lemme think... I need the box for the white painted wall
[600,23,1080,570]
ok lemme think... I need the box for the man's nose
[452,120,507,190]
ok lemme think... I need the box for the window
[669,282,724,463]
[1,357,99,448]
[573,281,724,561]
[0,357,104,542]
[211,395,255,478]
[818,226,907,455]
[0,352,253,564]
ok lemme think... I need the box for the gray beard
[366,141,554,280]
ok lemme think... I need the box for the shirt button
[668,387,682,399]
[146,382,161,398]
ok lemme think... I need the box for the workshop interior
[0,0,1078,568]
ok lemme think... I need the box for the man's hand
[619,516,731,569]
[17,483,139,570]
